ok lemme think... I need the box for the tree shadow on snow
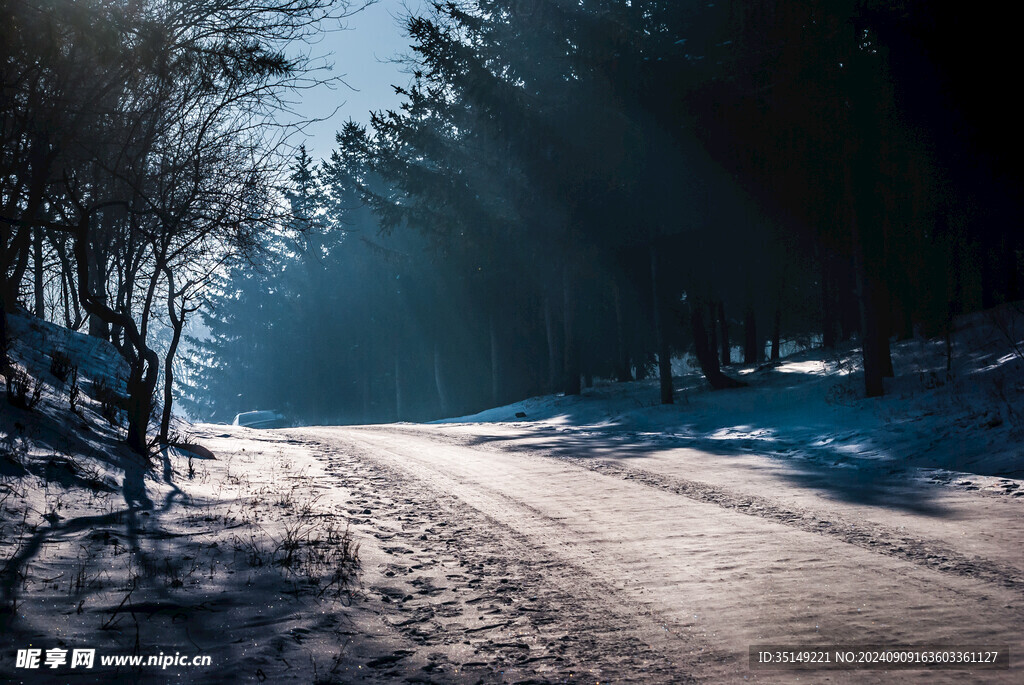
[447,365,955,518]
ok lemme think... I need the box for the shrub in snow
[68,365,81,414]
[49,349,74,384]
[4,365,43,410]
[92,378,124,426]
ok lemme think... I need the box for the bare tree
[3,0,354,454]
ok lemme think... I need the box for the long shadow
[458,426,948,516]
[1,399,130,473]
[0,445,282,684]
[0,443,183,633]
[0,508,131,630]
[428,366,956,516]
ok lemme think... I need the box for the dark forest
[2,0,1022,432]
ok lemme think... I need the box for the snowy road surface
[196,421,1023,683]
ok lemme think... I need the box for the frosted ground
[1,305,1022,683]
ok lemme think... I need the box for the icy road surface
[196,421,1024,683]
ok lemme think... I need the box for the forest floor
[2,304,1024,683]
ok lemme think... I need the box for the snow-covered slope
[1,311,138,472]
[1,312,146,537]
[1,314,362,683]
[439,302,1024,481]
[7,311,129,394]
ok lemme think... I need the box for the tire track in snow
[375,425,1024,598]
[548,455,1024,596]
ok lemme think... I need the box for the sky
[291,0,423,161]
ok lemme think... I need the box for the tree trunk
[849,139,894,396]
[839,259,859,342]
[86,234,110,341]
[128,373,158,457]
[1006,235,1021,302]
[489,314,500,406]
[362,344,371,422]
[691,298,747,389]
[649,245,673,404]
[849,39,898,397]
[126,364,158,456]
[158,267,188,444]
[2,137,49,345]
[562,263,581,396]
[613,280,632,382]
[856,267,886,397]
[33,225,44,319]
[821,253,838,349]
[394,353,402,421]
[850,168,889,397]
[743,304,757,364]
[0,291,8,372]
[159,318,184,444]
[771,300,782,361]
[433,343,449,417]
[543,296,560,392]
[718,300,730,366]
[708,302,719,363]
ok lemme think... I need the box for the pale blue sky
[292,0,422,160]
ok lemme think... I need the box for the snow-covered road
[230,422,1024,683]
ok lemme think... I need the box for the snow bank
[438,302,1024,479]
